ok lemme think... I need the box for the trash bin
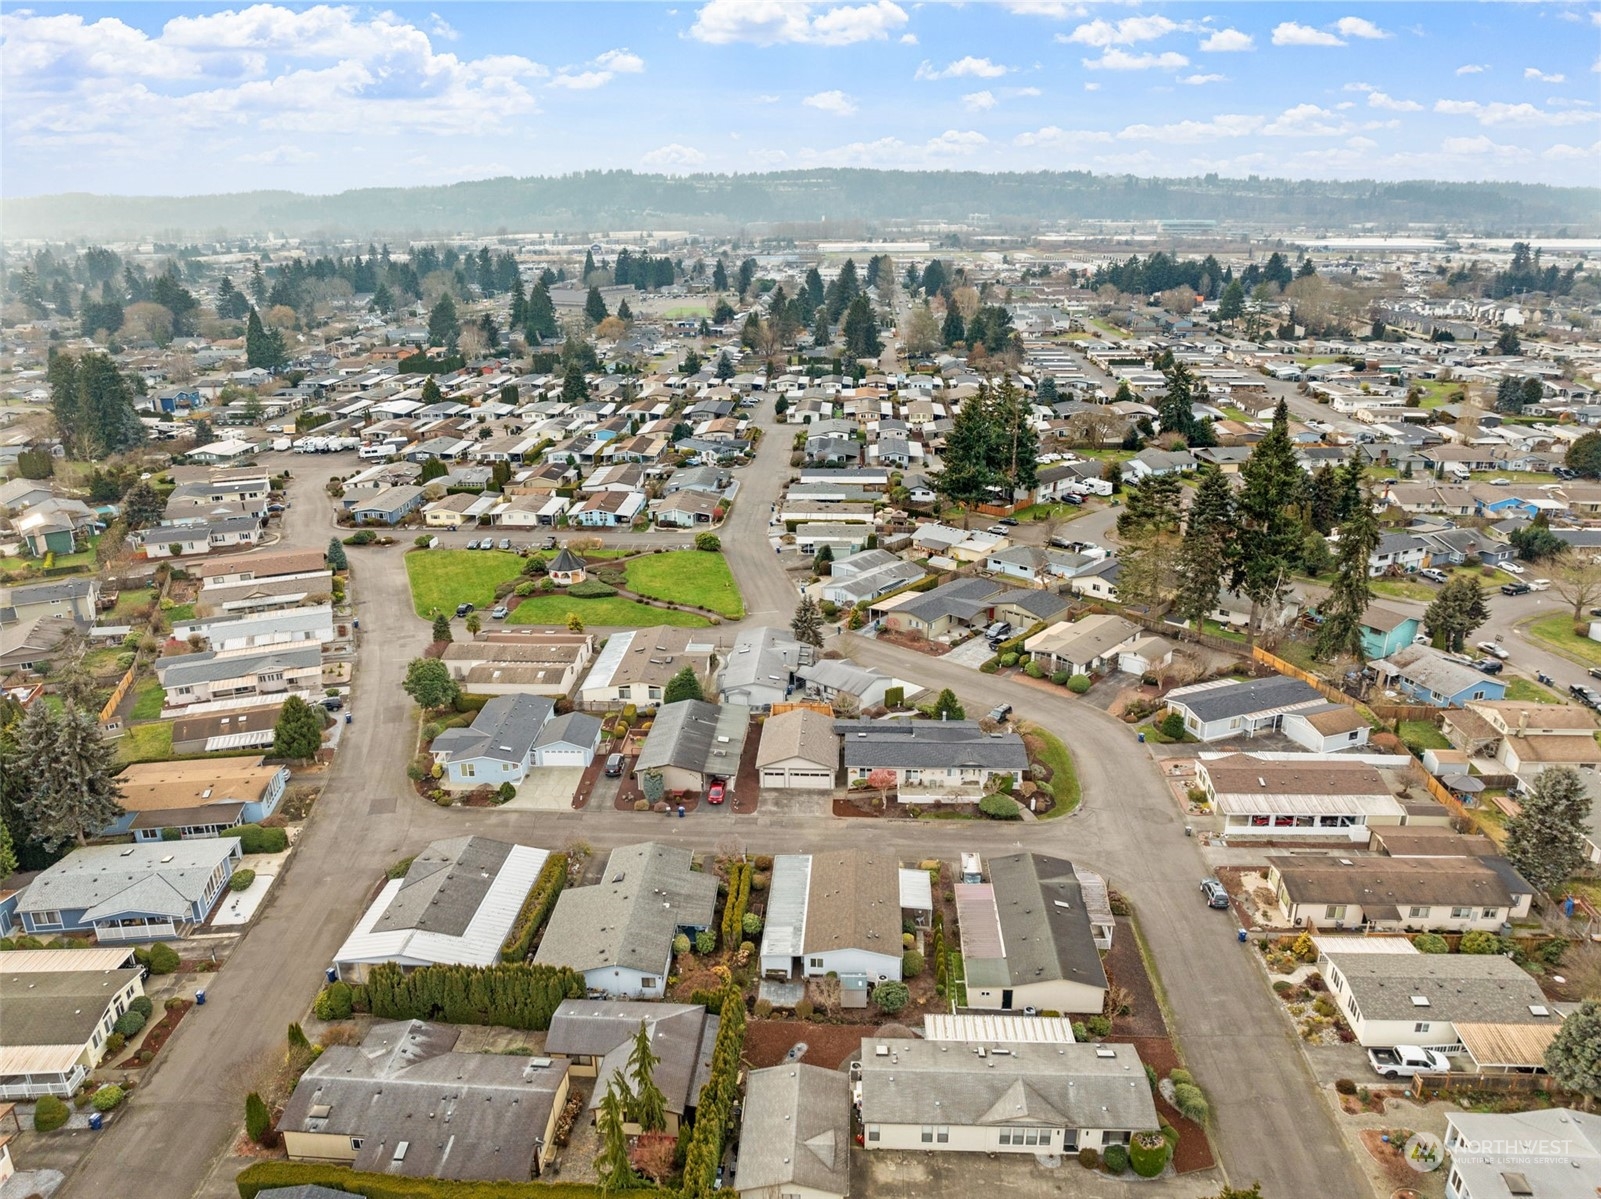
[353,618,360,630]
[677,804,686,819]
[1137,732,1145,744]
[325,966,337,983]
[345,712,353,725]
[1237,929,1248,944]
[195,988,207,1005]
[1184,825,1193,837]
[88,1112,103,1131]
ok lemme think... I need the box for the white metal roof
[333,843,549,970]
[1310,934,1421,956]
[0,1044,86,1075]
[924,1014,1078,1044]
[0,947,135,973]
[759,854,811,960]
[897,868,933,911]
[1212,792,1406,818]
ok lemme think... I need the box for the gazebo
[547,547,588,587]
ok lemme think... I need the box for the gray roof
[372,837,515,938]
[635,699,750,778]
[547,547,587,574]
[533,842,717,976]
[19,839,239,922]
[719,626,807,705]
[278,1020,566,1182]
[836,720,1030,772]
[0,967,143,1047]
[255,1186,352,1199]
[977,853,1108,994]
[1167,676,1324,722]
[154,643,321,689]
[1000,588,1072,621]
[892,577,1004,623]
[430,693,556,765]
[1384,644,1494,698]
[535,710,602,751]
[739,1065,852,1196]
[553,1001,717,1117]
[856,1037,1158,1131]
[1322,951,1553,1023]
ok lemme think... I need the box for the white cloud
[1434,99,1601,127]
[1440,135,1526,158]
[915,56,1009,80]
[1455,64,1488,75]
[688,0,907,46]
[1014,125,1112,146]
[924,129,988,155]
[1003,1,1085,15]
[1334,16,1390,40]
[803,88,857,115]
[641,142,707,168]
[236,143,316,164]
[1524,67,1566,83]
[1179,73,1226,86]
[1271,23,1345,47]
[1083,48,1189,71]
[1367,91,1422,112]
[1545,140,1601,160]
[1263,103,1348,136]
[550,70,612,89]
[1199,28,1254,52]
[595,49,645,74]
[899,32,917,44]
[1118,113,1264,142]
[1014,86,1042,97]
[962,90,997,111]
[1083,81,1100,91]
[1063,15,1188,47]
[1344,136,1378,151]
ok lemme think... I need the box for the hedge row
[720,860,751,949]
[682,980,747,1199]
[365,962,584,1031]
[499,853,569,963]
[237,1162,610,1199]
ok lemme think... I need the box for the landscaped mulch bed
[1122,1036,1216,1174]
[874,629,950,656]
[130,1000,192,1063]
[1106,916,1168,1040]
[832,795,880,817]
[743,1019,876,1071]
[1359,1128,1430,1191]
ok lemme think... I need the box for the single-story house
[170,604,336,653]
[718,626,810,712]
[758,850,915,984]
[169,703,284,755]
[1379,645,1508,707]
[633,700,750,795]
[1442,1109,1601,1199]
[1268,854,1525,931]
[0,962,145,1098]
[15,838,242,941]
[0,577,100,625]
[1358,605,1422,660]
[1165,676,1328,742]
[332,837,550,983]
[855,1036,1159,1157]
[0,614,79,674]
[429,694,602,788]
[546,1000,717,1137]
[794,658,917,711]
[568,490,646,527]
[279,1020,569,1181]
[837,719,1029,801]
[348,484,426,525]
[1280,703,1373,753]
[440,631,595,697]
[738,1065,852,1199]
[1197,754,1406,841]
[957,852,1108,1015]
[1024,614,1141,678]
[423,491,497,528]
[154,643,324,709]
[577,626,719,710]
[109,757,289,841]
[756,708,839,789]
[533,842,717,997]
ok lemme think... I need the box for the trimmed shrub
[1168,1068,1193,1087]
[902,951,925,977]
[91,1085,126,1112]
[793,997,814,1021]
[1085,1015,1111,1038]
[1335,1078,1357,1095]
[230,869,256,892]
[695,930,717,955]
[221,824,289,854]
[1067,674,1092,694]
[1023,660,1045,679]
[741,911,763,936]
[245,1091,271,1144]
[1129,1130,1171,1178]
[34,1094,69,1131]
[313,981,354,1021]
[1078,1147,1099,1169]
[1173,1082,1209,1124]
[147,941,181,974]
[978,793,1022,820]
[1144,1063,1158,1091]
[567,579,619,598]
[672,934,691,956]
[104,1032,127,1057]
[999,652,1019,668]
[129,995,154,1020]
[498,853,568,963]
[1102,1143,1130,1174]
[1460,930,1504,955]
[1050,670,1071,686]
[113,1009,147,1037]
[874,980,910,1014]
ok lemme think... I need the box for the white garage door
[760,769,789,787]
[764,768,832,788]
[539,748,588,766]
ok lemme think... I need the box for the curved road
[70,396,1360,1199]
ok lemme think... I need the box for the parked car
[1419,569,1450,584]
[997,517,1020,526]
[605,753,625,778]
[1501,582,1531,596]
[1476,641,1508,660]
[988,704,1013,723]
[455,602,474,617]
[544,535,559,549]
[1200,878,1230,909]
[1367,1046,1450,1080]
[498,538,513,551]
[321,695,344,712]
[1500,561,1526,575]
[1472,658,1503,675]
[465,539,479,550]
[1528,578,1551,591]
[1060,493,1085,506]
[490,604,509,620]
[706,779,726,805]
[986,524,1011,536]
[1589,668,1601,682]
[1576,686,1601,711]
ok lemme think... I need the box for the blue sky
[2,1,1597,196]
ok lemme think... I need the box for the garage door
[764,768,832,787]
[760,769,789,787]
[539,748,588,766]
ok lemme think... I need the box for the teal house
[1359,604,1421,660]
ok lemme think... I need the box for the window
[808,957,824,969]
[920,1127,934,1144]
[350,1138,365,1151]
[1324,905,1346,921]
[1414,1022,1431,1034]
[1450,906,1472,919]
[866,1126,880,1143]
[1409,906,1428,918]
[32,910,62,928]
[641,977,657,989]
[936,1127,949,1144]
[1482,908,1498,919]
[460,763,476,778]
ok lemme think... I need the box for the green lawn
[129,677,165,720]
[1524,612,1601,668]
[625,551,744,619]
[404,550,526,618]
[1503,677,1562,704]
[1010,501,1093,523]
[1399,720,1451,751]
[1025,726,1080,817]
[117,722,174,764]
[1371,578,1440,603]
[1090,318,1130,338]
[660,302,712,319]
[1414,379,1464,410]
[508,595,711,628]
[166,603,196,623]
[108,587,156,622]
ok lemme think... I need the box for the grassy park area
[404,550,524,617]
[1525,612,1601,668]
[508,595,710,628]
[625,551,744,618]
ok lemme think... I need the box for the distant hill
[4,170,1597,241]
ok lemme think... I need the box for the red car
[706,780,726,805]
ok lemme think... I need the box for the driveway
[942,634,998,669]
[501,766,585,811]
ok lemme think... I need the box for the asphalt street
[66,396,1361,1199]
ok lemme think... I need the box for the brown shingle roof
[802,850,901,956]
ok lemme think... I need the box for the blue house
[1380,645,1507,707]
[429,694,602,789]
[15,839,242,942]
[1359,604,1421,660]
[106,758,289,842]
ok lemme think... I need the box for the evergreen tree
[1544,998,1601,1103]
[432,613,453,643]
[813,544,834,575]
[1173,467,1234,626]
[11,703,124,850]
[626,1021,668,1133]
[680,349,703,377]
[1116,474,1185,611]
[712,259,728,291]
[49,351,145,458]
[595,1075,637,1192]
[562,363,589,405]
[585,286,609,324]
[714,352,734,381]
[935,392,996,509]
[617,298,633,322]
[1156,358,1201,442]
[736,257,757,297]
[525,282,559,342]
[1504,765,1591,894]
[508,273,527,328]
[419,457,448,483]
[1037,377,1058,406]
[272,695,324,761]
[404,657,460,710]
[663,667,703,705]
[1315,473,1380,661]
[0,819,17,879]
[325,537,348,571]
[428,293,461,349]
[1423,575,1488,652]
[245,308,287,370]
[1217,279,1245,322]
[986,376,1038,496]
[791,596,825,647]
[121,480,164,529]
[841,293,882,360]
[803,266,825,312]
[1307,464,1341,535]
[932,688,965,721]
[1230,401,1306,640]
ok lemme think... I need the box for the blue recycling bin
[325,966,337,983]
[353,618,360,629]
[1138,732,1146,743]
[1237,929,1248,943]
[88,1112,103,1131]
[195,988,207,1005]
[677,804,686,819]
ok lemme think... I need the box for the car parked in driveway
[1476,641,1508,660]
[706,778,726,805]
[1501,582,1531,596]
[1201,878,1229,908]
[1418,568,1449,584]
[1472,658,1503,675]
[490,604,509,620]
[455,602,474,617]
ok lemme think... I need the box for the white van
[359,443,388,460]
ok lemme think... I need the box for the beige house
[1196,754,1405,842]
[0,958,145,1099]
[756,708,839,789]
[440,630,595,696]
[738,1064,852,1199]
[578,625,718,710]
[1268,854,1530,932]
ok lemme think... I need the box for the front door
[1062,1128,1078,1152]
[1001,989,1013,1008]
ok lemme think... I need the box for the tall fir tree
[1504,766,1591,894]
[10,703,125,850]
[1230,400,1306,640]
[1173,467,1235,626]
[1315,473,1380,661]
[626,1021,668,1132]
[791,596,825,647]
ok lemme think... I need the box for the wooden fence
[99,662,137,725]
[1411,1072,1554,1099]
